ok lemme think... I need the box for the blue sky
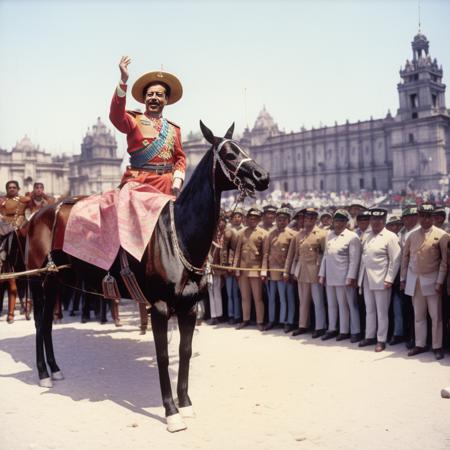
[0,0,449,157]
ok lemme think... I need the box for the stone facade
[184,33,450,195]
[0,136,70,195]
[0,118,123,196]
[68,118,122,195]
[242,32,449,195]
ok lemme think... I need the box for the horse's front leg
[176,306,196,418]
[151,308,187,432]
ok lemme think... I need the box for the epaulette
[126,109,143,118]
[166,119,180,129]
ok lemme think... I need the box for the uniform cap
[417,203,435,214]
[319,211,332,219]
[293,208,307,218]
[333,209,351,221]
[304,208,319,217]
[276,207,292,218]
[386,215,403,225]
[356,210,371,220]
[231,207,245,217]
[370,208,388,218]
[246,207,262,217]
[349,203,367,209]
[262,204,278,214]
[401,206,418,217]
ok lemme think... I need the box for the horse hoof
[441,387,450,399]
[179,406,196,419]
[51,371,65,381]
[114,320,122,327]
[140,328,147,335]
[39,377,53,388]
[166,413,187,432]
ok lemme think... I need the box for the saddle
[26,196,86,270]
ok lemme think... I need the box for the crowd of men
[2,179,450,362]
[206,201,450,360]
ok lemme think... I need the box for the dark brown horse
[26,121,269,432]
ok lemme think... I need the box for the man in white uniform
[357,208,401,352]
[319,209,362,342]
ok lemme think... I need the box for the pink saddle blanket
[62,182,173,270]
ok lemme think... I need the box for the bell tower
[397,33,447,120]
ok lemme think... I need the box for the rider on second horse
[0,180,29,323]
[110,56,186,197]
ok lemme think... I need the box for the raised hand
[119,56,131,83]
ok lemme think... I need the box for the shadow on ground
[0,326,179,424]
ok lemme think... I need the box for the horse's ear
[224,122,235,139]
[200,120,215,145]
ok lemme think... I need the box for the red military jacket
[109,83,186,185]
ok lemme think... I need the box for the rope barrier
[0,264,71,281]
[209,263,284,273]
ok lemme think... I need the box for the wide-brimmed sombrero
[131,71,183,105]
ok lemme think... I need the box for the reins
[170,139,251,276]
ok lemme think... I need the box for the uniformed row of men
[207,201,449,360]
[0,180,54,323]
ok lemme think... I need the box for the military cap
[276,207,292,218]
[246,207,262,217]
[281,202,294,210]
[304,208,319,217]
[401,206,418,217]
[417,203,435,214]
[349,203,367,209]
[369,208,388,218]
[357,210,371,220]
[386,215,403,225]
[293,208,306,218]
[333,209,351,221]
[262,204,278,214]
[231,207,245,217]
[432,207,446,217]
[320,211,332,219]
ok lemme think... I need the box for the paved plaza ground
[1,300,449,450]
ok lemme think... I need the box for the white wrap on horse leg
[51,370,65,380]
[166,413,187,432]
[39,377,53,388]
[178,406,196,418]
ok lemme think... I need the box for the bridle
[212,139,254,198]
[169,137,256,276]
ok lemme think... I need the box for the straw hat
[131,71,183,105]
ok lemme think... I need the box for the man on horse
[25,182,54,218]
[0,180,29,323]
[110,56,186,197]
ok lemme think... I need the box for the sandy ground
[1,300,449,450]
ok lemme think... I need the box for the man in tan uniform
[261,207,297,331]
[234,208,268,331]
[221,208,244,324]
[400,203,449,360]
[284,208,327,337]
[0,180,29,323]
[261,204,277,232]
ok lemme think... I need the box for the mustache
[146,99,160,105]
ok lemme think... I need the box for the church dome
[16,135,33,150]
[253,106,278,132]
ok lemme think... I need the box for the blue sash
[130,119,170,167]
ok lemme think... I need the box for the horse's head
[200,121,269,196]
